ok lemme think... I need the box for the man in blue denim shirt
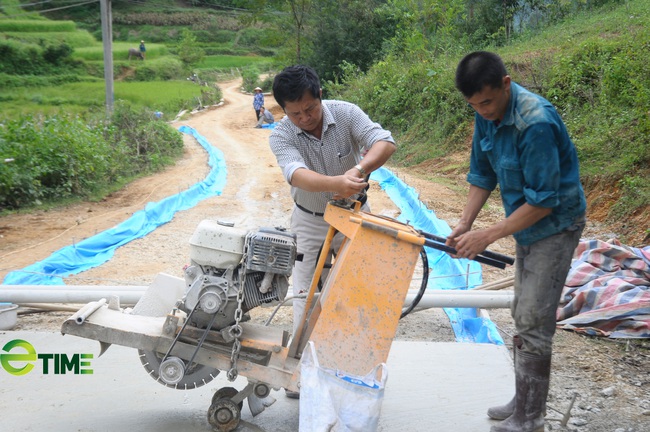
[447,51,586,432]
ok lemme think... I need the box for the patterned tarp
[557,239,650,338]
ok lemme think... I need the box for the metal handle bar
[418,230,515,266]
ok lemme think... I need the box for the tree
[177,29,205,67]
[304,0,397,84]
[235,0,312,63]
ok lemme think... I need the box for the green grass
[0,19,76,32]
[0,80,208,119]
[72,42,168,61]
[3,30,97,47]
[500,0,649,55]
[196,55,272,70]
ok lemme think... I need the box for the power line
[0,0,54,9]
[0,0,99,19]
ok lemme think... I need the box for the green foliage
[131,57,186,81]
[0,80,220,121]
[0,0,31,16]
[241,66,264,92]
[303,0,398,83]
[72,42,168,61]
[234,27,266,49]
[2,30,97,48]
[0,38,80,75]
[106,101,184,172]
[177,29,205,67]
[196,55,272,70]
[0,115,112,208]
[194,29,235,44]
[0,103,183,210]
[0,20,76,32]
[333,0,648,223]
[329,56,469,165]
[0,73,90,89]
[42,42,73,65]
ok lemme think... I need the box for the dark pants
[512,217,585,356]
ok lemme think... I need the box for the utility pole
[99,0,114,112]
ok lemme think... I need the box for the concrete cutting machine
[61,200,511,431]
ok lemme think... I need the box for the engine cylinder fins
[138,349,220,389]
[243,272,285,308]
[245,228,297,274]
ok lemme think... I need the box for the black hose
[400,247,429,319]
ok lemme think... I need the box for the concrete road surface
[0,331,513,431]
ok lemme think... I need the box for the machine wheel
[208,398,241,431]
[211,386,243,411]
[138,349,220,389]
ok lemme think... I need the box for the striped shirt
[269,100,395,214]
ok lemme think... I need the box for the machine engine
[181,220,297,330]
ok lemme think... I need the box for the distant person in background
[139,40,146,59]
[255,106,274,128]
[448,51,586,432]
[253,87,264,120]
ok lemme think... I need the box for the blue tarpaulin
[2,129,501,344]
[372,167,504,344]
[2,126,227,286]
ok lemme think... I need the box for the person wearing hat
[139,40,146,59]
[253,87,264,120]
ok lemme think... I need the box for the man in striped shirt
[269,65,396,357]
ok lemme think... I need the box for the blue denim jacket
[467,82,586,245]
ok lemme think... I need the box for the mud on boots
[489,349,551,432]
[487,335,521,420]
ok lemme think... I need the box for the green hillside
[333,0,649,243]
[0,0,647,243]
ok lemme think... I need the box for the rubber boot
[489,350,551,432]
[487,335,521,420]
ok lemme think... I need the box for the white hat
[254,87,262,91]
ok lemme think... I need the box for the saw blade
[138,349,220,389]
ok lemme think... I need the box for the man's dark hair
[272,65,321,109]
[455,51,509,98]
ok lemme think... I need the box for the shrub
[2,30,97,48]
[0,103,184,210]
[130,57,184,81]
[42,43,73,65]
[241,66,261,92]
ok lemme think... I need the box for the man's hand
[332,173,368,200]
[448,229,494,260]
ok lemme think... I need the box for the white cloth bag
[299,341,388,432]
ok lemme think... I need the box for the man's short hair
[455,51,508,98]
[272,65,321,109]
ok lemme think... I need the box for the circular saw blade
[138,349,220,389]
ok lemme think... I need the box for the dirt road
[1,79,648,432]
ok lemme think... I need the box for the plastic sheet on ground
[371,167,503,345]
[557,239,650,338]
[1,126,226,286]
